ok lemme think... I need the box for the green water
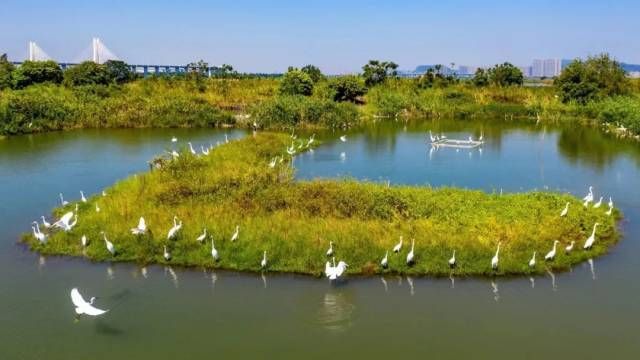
[1,122,640,359]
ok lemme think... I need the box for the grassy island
[24,133,619,276]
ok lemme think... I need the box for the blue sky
[1,0,638,73]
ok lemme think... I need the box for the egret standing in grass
[80,191,87,203]
[51,211,74,230]
[70,288,108,317]
[130,217,147,235]
[59,193,69,206]
[560,202,569,217]
[196,228,207,242]
[529,252,536,267]
[449,250,456,268]
[261,251,267,269]
[101,232,115,255]
[583,186,594,207]
[188,142,197,155]
[565,241,575,253]
[167,216,182,240]
[545,240,559,261]
[31,222,46,243]
[326,241,334,257]
[41,216,51,229]
[211,239,219,261]
[593,197,603,208]
[231,225,239,242]
[406,239,415,265]
[491,243,500,270]
[380,251,388,268]
[583,223,600,249]
[81,235,88,247]
[393,236,403,253]
[163,246,171,261]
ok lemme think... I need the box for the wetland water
[1,122,639,358]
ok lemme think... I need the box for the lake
[1,121,639,358]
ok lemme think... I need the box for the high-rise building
[532,59,544,77]
[519,66,532,78]
[543,59,561,77]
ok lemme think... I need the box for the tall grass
[24,133,619,277]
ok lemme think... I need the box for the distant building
[519,66,532,78]
[531,59,562,77]
[457,65,477,76]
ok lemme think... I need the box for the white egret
[339,135,347,142]
[167,216,182,240]
[171,136,178,143]
[406,239,415,265]
[59,193,69,206]
[528,251,536,267]
[95,203,100,213]
[608,197,613,209]
[605,206,613,216]
[41,216,51,229]
[31,223,46,243]
[81,235,88,247]
[307,134,315,147]
[560,202,569,217]
[188,142,197,155]
[102,190,107,197]
[286,143,296,155]
[582,186,594,207]
[268,157,277,168]
[196,228,207,242]
[70,288,108,316]
[225,134,229,143]
[261,251,267,269]
[170,150,180,158]
[101,232,115,255]
[392,236,403,253]
[201,146,209,156]
[448,250,456,268]
[163,246,171,261]
[65,214,78,232]
[491,243,500,270]
[80,191,87,203]
[130,217,147,235]
[326,241,334,257]
[593,197,603,208]
[230,225,239,242]
[51,211,74,230]
[325,258,348,280]
[479,132,484,142]
[544,240,559,261]
[565,241,575,253]
[380,251,388,268]
[583,223,600,249]
[429,131,436,143]
[211,239,219,261]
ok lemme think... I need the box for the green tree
[12,60,63,88]
[63,61,111,86]
[328,75,366,102]
[104,60,135,84]
[472,68,489,87]
[555,54,630,104]
[487,62,523,86]
[362,60,398,87]
[301,65,324,83]
[0,54,15,89]
[279,68,314,96]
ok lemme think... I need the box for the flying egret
[130,217,147,235]
[80,191,87,203]
[163,246,171,261]
[326,241,334,257]
[545,240,559,261]
[101,232,115,255]
[593,197,603,208]
[31,223,46,243]
[81,235,88,247]
[491,243,500,270]
[188,142,197,155]
[339,135,347,142]
[59,193,69,206]
[583,223,600,249]
[565,241,575,253]
[261,251,267,269]
[211,239,219,261]
[230,225,239,242]
[380,251,388,268]
[448,250,456,268]
[70,288,108,316]
[560,202,569,217]
[196,228,207,242]
[392,236,403,253]
[41,216,51,229]
[167,216,182,240]
[406,239,415,265]
[528,252,536,267]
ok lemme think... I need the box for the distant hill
[621,63,640,72]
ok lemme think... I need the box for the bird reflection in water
[106,264,114,280]
[317,291,355,333]
[165,266,179,288]
[141,266,148,279]
[491,281,499,302]
[547,269,557,291]
[529,277,535,289]
[210,271,217,289]
[449,273,455,289]
[38,255,46,272]
[588,258,596,280]
[407,276,415,296]
[380,277,388,293]
[261,273,267,289]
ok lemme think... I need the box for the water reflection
[491,281,499,302]
[588,258,596,280]
[165,266,179,288]
[380,277,388,292]
[547,269,557,291]
[261,273,267,289]
[449,273,455,289]
[529,277,535,288]
[140,266,148,279]
[317,291,355,333]
[106,264,114,280]
[407,276,415,296]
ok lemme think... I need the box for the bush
[362,60,398,87]
[253,95,358,129]
[0,54,14,89]
[555,54,630,104]
[487,63,523,87]
[63,61,112,86]
[279,68,314,96]
[472,68,489,87]
[328,75,366,102]
[597,96,640,133]
[300,65,324,83]
[104,60,135,84]
[12,60,63,88]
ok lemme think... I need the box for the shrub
[362,60,398,87]
[487,63,523,87]
[63,61,111,86]
[0,54,14,89]
[12,60,63,88]
[555,54,630,104]
[279,68,314,96]
[300,65,324,83]
[328,75,366,102]
[253,95,358,129]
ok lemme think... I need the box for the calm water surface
[1,122,639,359]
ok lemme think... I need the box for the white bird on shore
[225,134,229,143]
[606,205,613,216]
[95,203,100,213]
[163,246,171,261]
[51,211,74,230]
[261,251,267,269]
[188,142,197,155]
[201,146,209,156]
[582,186,594,207]
[529,251,536,267]
[406,239,415,265]
[169,150,180,158]
[339,135,347,142]
[268,157,277,168]
[380,251,388,268]
[80,191,87,203]
[608,197,613,209]
[70,288,108,316]
[583,223,600,249]
[307,134,315,147]
[167,216,182,240]
[325,258,348,280]
[101,232,115,255]
[491,243,500,270]
[479,132,484,142]
[393,236,403,253]
[560,202,569,217]
[31,222,46,243]
[41,216,51,229]
[326,241,334,257]
[81,235,88,247]
[130,217,147,235]
[545,240,559,261]
[211,239,219,261]
[449,250,456,268]
[565,241,575,253]
[171,136,178,143]
[593,197,603,208]
[286,143,296,156]
[102,190,107,197]
[230,225,239,242]
[196,228,207,242]
[63,214,78,232]
[59,193,69,206]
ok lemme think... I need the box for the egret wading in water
[393,236,403,253]
[70,288,108,317]
[565,241,575,253]
[491,243,501,270]
[326,241,334,257]
[560,202,569,217]
[339,135,347,142]
[406,239,415,265]
[211,239,219,261]
[528,252,536,267]
[101,232,115,255]
[545,240,560,261]
[583,223,600,249]
[231,225,239,242]
[325,258,348,280]
[261,251,267,269]
[380,251,388,268]
[130,217,147,235]
[59,193,69,206]
[196,228,207,242]
[448,250,456,268]
[167,216,182,240]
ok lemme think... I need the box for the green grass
[23,133,620,277]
